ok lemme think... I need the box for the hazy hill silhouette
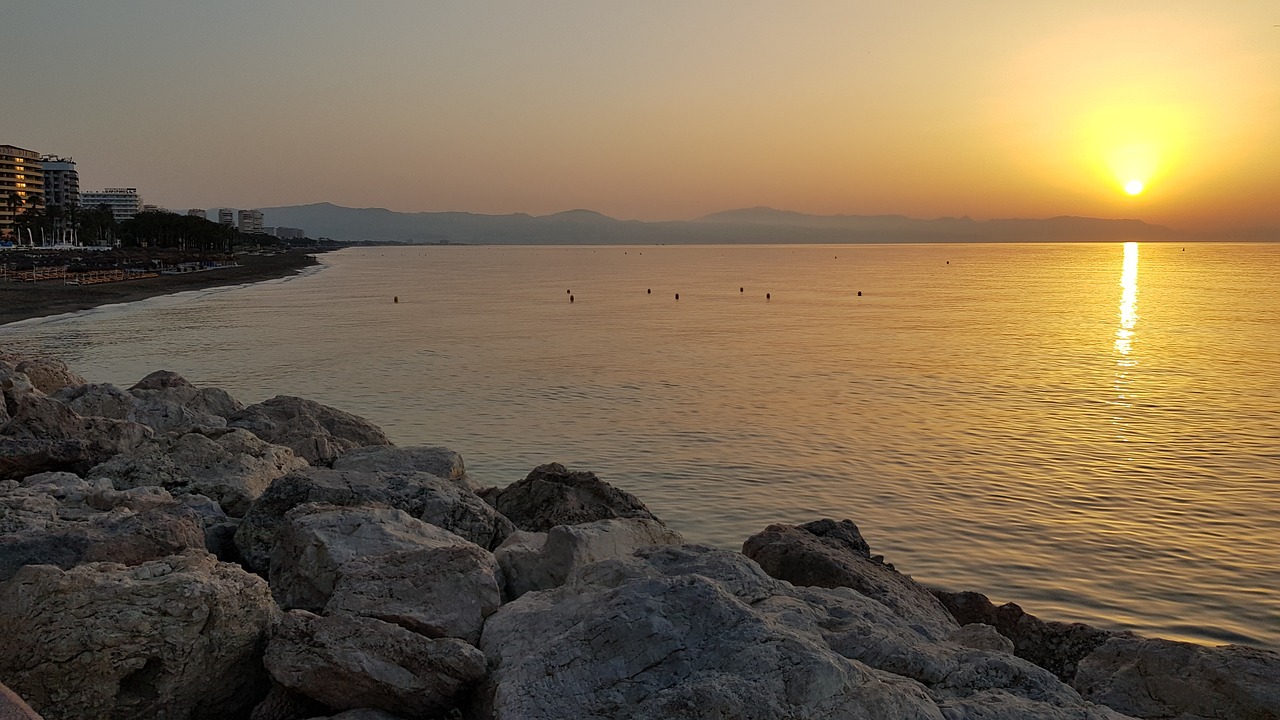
[259,202,1204,244]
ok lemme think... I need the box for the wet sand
[0,251,320,326]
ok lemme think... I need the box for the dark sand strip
[0,251,320,327]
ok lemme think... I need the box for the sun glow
[1124,180,1144,196]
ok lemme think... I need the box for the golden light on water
[1115,241,1139,360]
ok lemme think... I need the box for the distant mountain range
[258,203,1276,244]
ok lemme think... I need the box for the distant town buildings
[39,156,79,209]
[238,209,264,234]
[187,208,207,219]
[217,208,234,226]
[1,145,44,241]
[274,226,305,240]
[80,188,142,222]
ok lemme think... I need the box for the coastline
[0,250,322,327]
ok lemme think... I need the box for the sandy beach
[0,251,320,326]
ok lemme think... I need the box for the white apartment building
[39,156,79,209]
[217,208,234,226]
[238,209,264,234]
[81,187,142,222]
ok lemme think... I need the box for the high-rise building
[217,208,234,226]
[39,156,79,210]
[187,208,207,220]
[1,144,45,241]
[238,209,264,234]
[80,187,142,222]
[275,227,306,240]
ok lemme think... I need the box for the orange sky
[3,2,1278,231]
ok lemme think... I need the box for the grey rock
[495,517,683,600]
[0,474,206,581]
[235,467,513,574]
[248,681,327,720]
[271,503,500,644]
[487,462,658,532]
[129,370,244,420]
[265,611,486,720]
[934,590,1126,683]
[1074,636,1280,720]
[0,392,152,480]
[11,357,85,396]
[50,382,136,420]
[0,682,43,720]
[949,624,1016,654]
[744,519,958,640]
[88,427,308,517]
[332,445,475,490]
[302,712,406,720]
[0,550,279,720]
[229,395,390,466]
[481,543,1131,720]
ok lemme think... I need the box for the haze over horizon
[5,2,1279,232]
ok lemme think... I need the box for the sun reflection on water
[1112,242,1139,437]
[1116,242,1139,359]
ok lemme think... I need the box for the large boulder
[495,517,683,600]
[0,392,152,480]
[229,396,390,466]
[271,503,501,644]
[264,611,486,720]
[486,462,658,532]
[0,472,206,581]
[129,369,244,420]
[0,550,279,720]
[743,519,958,640]
[53,381,229,435]
[235,467,514,574]
[10,357,85,396]
[0,683,43,720]
[934,590,1125,683]
[481,544,1129,719]
[88,427,308,517]
[1074,636,1280,720]
[332,445,475,491]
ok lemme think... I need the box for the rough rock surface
[934,590,1125,683]
[0,472,206,581]
[302,712,405,720]
[486,462,658,532]
[53,381,228,435]
[948,624,1017,654]
[744,519,959,640]
[129,370,244,419]
[0,550,279,720]
[271,503,501,644]
[265,611,486,719]
[481,544,1130,720]
[0,683,43,720]
[1074,636,1280,720]
[88,427,308,517]
[248,682,327,720]
[495,517,683,600]
[0,390,152,480]
[10,358,85,396]
[229,395,390,465]
[331,445,474,490]
[236,467,513,573]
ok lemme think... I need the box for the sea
[2,242,1277,649]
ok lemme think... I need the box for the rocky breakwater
[0,353,1276,720]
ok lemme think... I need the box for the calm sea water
[3,242,1277,649]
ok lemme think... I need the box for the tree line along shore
[0,354,1275,719]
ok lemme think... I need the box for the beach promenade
[0,250,319,326]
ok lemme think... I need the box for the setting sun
[1124,179,1145,195]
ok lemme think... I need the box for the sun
[1124,179,1144,196]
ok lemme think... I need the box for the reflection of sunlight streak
[1112,242,1139,440]
[1115,242,1139,360]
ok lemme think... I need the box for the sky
[3,1,1278,231]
